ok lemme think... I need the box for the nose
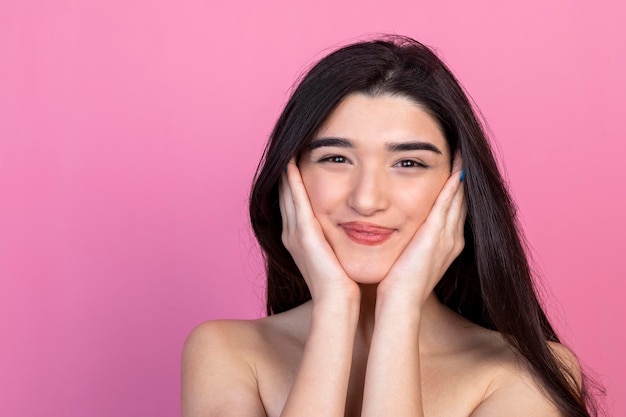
[347,167,389,216]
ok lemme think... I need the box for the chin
[334,246,400,285]
[342,262,391,285]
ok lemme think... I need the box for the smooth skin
[182,94,578,417]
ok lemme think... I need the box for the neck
[354,284,459,354]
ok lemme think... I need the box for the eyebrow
[307,137,443,154]
[385,141,442,154]
[307,137,353,150]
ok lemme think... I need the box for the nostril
[347,179,389,215]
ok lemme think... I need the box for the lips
[340,222,395,245]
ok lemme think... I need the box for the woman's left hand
[377,154,467,307]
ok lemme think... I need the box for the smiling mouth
[340,222,395,246]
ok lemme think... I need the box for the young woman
[182,35,599,417]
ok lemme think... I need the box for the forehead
[315,93,449,156]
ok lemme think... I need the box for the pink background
[1,0,624,415]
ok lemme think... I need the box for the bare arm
[182,161,359,417]
[181,308,359,417]
[361,295,424,416]
[278,161,361,417]
[362,159,466,417]
[279,299,359,417]
[362,172,581,417]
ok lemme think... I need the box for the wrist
[376,280,427,306]
[312,288,361,320]
[375,286,424,322]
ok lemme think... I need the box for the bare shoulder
[181,306,310,417]
[182,311,306,367]
[181,319,268,417]
[469,332,581,417]
[547,340,583,388]
[184,318,271,357]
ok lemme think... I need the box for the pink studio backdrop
[1,1,624,416]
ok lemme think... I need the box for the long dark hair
[249,35,599,416]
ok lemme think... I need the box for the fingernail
[460,169,466,183]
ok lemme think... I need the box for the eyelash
[394,159,428,168]
[318,155,349,164]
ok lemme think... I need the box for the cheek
[303,184,325,215]
[300,170,338,217]
[397,178,447,224]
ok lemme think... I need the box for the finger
[445,151,466,229]
[451,151,463,174]
[427,168,464,224]
[436,152,464,218]
[453,152,466,228]
[447,180,466,234]
[284,158,316,223]
[453,185,467,256]
[458,193,468,234]
[279,172,295,233]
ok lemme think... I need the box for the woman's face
[298,93,452,284]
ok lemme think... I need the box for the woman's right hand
[278,159,360,417]
[279,159,360,305]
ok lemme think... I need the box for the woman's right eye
[318,155,348,164]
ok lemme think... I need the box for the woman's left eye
[395,159,427,168]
